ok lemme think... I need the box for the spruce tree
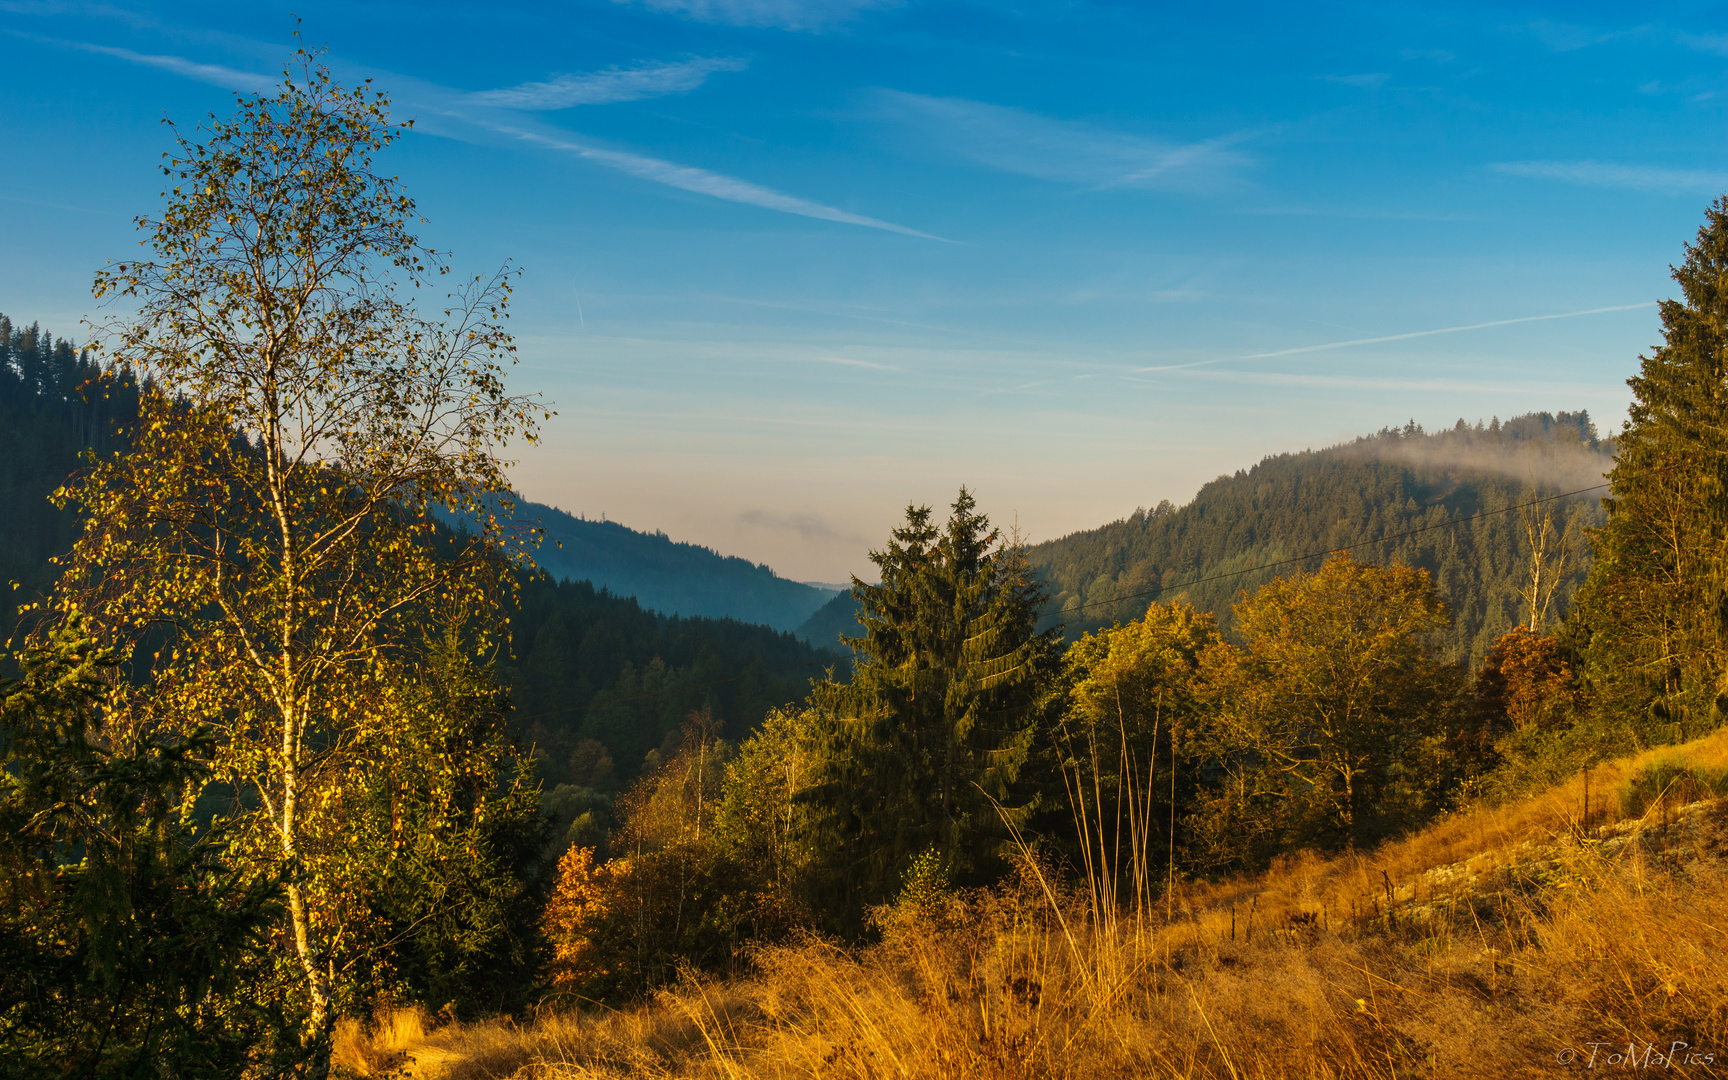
[0,623,291,1075]
[807,489,1060,924]
[1577,196,1728,739]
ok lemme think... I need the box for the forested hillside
[19,65,1728,1078]
[3,316,831,640]
[794,587,864,649]
[1027,412,1612,662]
[0,316,140,639]
[518,500,837,632]
[509,575,839,799]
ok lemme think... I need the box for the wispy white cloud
[14,32,274,91]
[493,124,942,238]
[1523,19,1609,52]
[1319,72,1387,90]
[1240,303,1655,360]
[38,34,936,239]
[1514,18,1681,54]
[1679,32,1728,56]
[470,57,747,109]
[1239,205,1469,221]
[876,90,1252,192]
[1492,160,1728,193]
[614,0,896,31]
[1515,18,1654,53]
[1632,77,1717,101]
[740,507,863,543]
[0,190,110,215]
[816,355,897,370]
[1161,368,1608,396]
[1150,288,1207,303]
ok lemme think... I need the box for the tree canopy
[1577,195,1728,741]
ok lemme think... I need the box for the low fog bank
[1349,411,1613,494]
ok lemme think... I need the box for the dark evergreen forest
[0,314,139,641]
[509,576,840,797]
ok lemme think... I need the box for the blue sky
[2,1,1723,582]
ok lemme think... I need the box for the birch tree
[47,52,544,1074]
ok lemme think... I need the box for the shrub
[1619,758,1728,818]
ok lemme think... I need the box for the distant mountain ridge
[795,587,863,651]
[514,498,840,633]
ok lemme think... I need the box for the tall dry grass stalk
[336,731,1728,1079]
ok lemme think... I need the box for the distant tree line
[525,505,837,633]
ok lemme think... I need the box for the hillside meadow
[333,730,1728,1079]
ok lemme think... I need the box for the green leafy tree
[0,622,291,1077]
[713,706,821,898]
[1576,196,1728,740]
[807,489,1061,924]
[1059,601,1216,913]
[46,52,543,1072]
[541,711,802,1003]
[324,637,549,1017]
[1189,556,1461,867]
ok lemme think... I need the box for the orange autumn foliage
[544,846,627,997]
[1478,625,1585,733]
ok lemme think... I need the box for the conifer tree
[1577,196,1728,738]
[808,489,1060,922]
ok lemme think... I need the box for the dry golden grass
[1172,726,1728,936]
[336,731,1728,1080]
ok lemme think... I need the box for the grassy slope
[336,733,1728,1079]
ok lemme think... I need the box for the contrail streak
[1246,302,1657,359]
[494,125,945,241]
[26,31,942,241]
[1137,301,1656,372]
